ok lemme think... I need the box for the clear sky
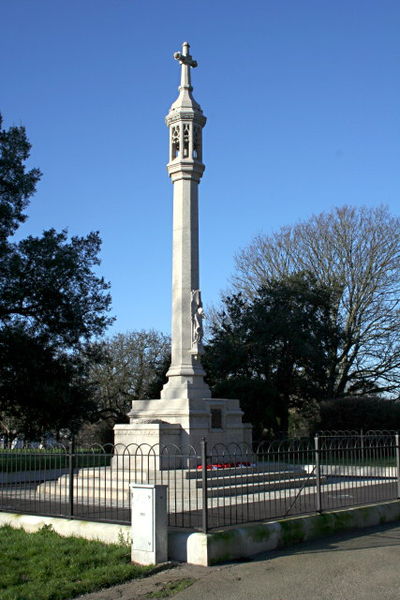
[1,0,399,338]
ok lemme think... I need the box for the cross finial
[173,42,197,90]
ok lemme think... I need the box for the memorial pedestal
[114,397,252,455]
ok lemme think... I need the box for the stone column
[161,42,211,401]
[115,42,252,452]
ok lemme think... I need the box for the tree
[86,330,170,431]
[0,228,112,347]
[205,272,341,436]
[317,396,400,432]
[233,206,400,397]
[0,327,97,443]
[0,115,113,439]
[0,115,41,243]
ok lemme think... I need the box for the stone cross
[173,42,198,90]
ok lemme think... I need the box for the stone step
[37,480,200,498]
[67,462,306,480]
[206,475,322,498]
[48,473,308,496]
[54,465,308,484]
[187,463,306,479]
[45,473,200,491]
[38,473,319,503]
[194,470,310,487]
[36,463,318,508]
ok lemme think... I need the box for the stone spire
[165,42,206,162]
[161,42,211,401]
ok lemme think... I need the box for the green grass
[0,525,154,600]
[145,579,195,598]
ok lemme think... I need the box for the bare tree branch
[233,205,400,396]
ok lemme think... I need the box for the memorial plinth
[114,42,252,452]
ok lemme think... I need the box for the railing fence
[0,432,399,532]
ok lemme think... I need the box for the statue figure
[191,289,205,354]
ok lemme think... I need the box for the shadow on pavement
[247,521,400,564]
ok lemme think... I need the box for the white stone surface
[161,41,210,401]
[114,396,252,451]
[0,512,131,544]
[114,42,252,450]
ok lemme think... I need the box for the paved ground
[1,480,396,529]
[74,522,400,600]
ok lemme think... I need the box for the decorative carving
[193,125,201,160]
[183,123,190,158]
[171,125,180,159]
[191,289,205,355]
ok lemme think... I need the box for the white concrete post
[131,484,168,565]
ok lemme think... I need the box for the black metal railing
[0,432,399,532]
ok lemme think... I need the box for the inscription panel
[211,408,223,430]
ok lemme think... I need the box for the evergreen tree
[0,115,112,440]
[205,272,341,437]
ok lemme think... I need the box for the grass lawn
[0,524,155,600]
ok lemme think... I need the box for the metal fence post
[68,438,75,517]
[360,429,365,463]
[314,434,322,513]
[396,433,400,499]
[200,438,208,533]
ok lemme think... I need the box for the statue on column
[191,289,205,356]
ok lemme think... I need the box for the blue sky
[1,0,399,337]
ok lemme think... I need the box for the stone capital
[165,110,206,129]
[167,160,205,182]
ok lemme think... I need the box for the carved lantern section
[165,42,206,176]
[169,118,203,164]
[170,124,180,160]
[193,124,202,161]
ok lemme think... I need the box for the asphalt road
[176,523,400,600]
[75,522,400,600]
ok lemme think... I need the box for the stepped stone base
[36,463,322,511]
[113,397,253,462]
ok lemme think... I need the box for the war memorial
[1,42,399,568]
[114,42,252,452]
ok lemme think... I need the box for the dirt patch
[72,563,216,600]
